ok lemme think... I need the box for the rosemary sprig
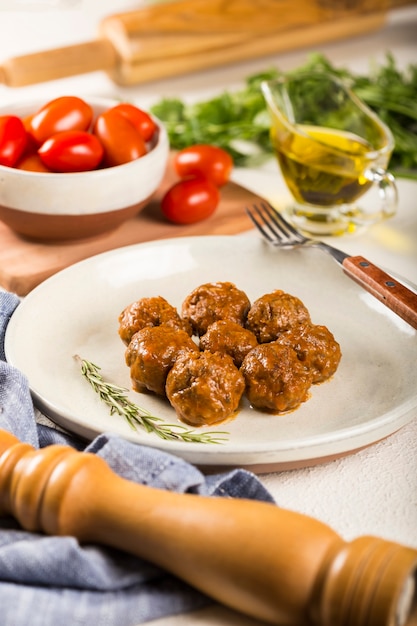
[74,355,229,444]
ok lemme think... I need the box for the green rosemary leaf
[74,355,229,444]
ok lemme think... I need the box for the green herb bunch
[151,70,275,167]
[301,53,417,179]
[151,53,417,179]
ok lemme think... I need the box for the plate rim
[5,234,417,469]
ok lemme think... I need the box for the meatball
[182,281,251,337]
[166,351,245,426]
[246,290,311,343]
[119,295,191,346]
[276,323,341,384]
[125,325,199,396]
[240,343,313,412]
[200,320,258,367]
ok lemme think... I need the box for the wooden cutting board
[0,0,396,88]
[0,161,261,296]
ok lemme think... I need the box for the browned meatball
[181,282,251,337]
[200,320,258,367]
[119,296,191,345]
[246,290,311,343]
[125,325,199,396]
[240,343,313,412]
[276,323,341,384]
[166,351,245,426]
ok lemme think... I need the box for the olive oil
[271,125,374,207]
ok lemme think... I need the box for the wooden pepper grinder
[0,429,416,626]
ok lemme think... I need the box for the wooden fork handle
[342,256,417,330]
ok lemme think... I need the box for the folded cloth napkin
[0,291,275,626]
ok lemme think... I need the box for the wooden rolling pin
[1,429,416,626]
[0,0,405,88]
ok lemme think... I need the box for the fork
[246,201,417,330]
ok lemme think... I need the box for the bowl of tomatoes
[0,95,169,242]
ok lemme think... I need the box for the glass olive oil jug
[261,71,397,235]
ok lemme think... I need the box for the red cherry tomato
[174,144,233,187]
[0,115,27,167]
[22,114,34,133]
[16,153,52,173]
[109,103,158,142]
[38,130,104,173]
[93,110,147,167]
[21,114,39,155]
[29,96,93,146]
[161,178,220,224]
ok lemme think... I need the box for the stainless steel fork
[246,201,417,330]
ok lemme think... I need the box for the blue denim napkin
[0,291,275,626]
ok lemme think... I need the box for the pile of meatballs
[118,281,341,427]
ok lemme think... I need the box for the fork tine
[247,202,301,246]
[260,202,306,243]
[245,204,279,244]
[258,202,292,243]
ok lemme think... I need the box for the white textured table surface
[1,3,416,625]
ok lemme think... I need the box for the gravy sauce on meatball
[275,323,342,384]
[200,320,258,367]
[182,281,250,336]
[125,325,198,396]
[166,351,245,426]
[119,295,191,345]
[241,343,313,413]
[246,290,311,343]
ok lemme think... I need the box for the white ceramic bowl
[0,97,169,241]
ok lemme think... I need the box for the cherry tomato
[38,130,104,173]
[29,96,93,146]
[109,103,158,142]
[22,114,34,133]
[161,178,220,224]
[0,115,27,167]
[94,109,147,167]
[174,144,233,187]
[16,153,52,173]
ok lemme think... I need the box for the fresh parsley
[151,53,417,179]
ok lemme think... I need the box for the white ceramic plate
[5,235,417,471]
